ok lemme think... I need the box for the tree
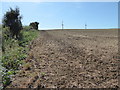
[29,22,39,30]
[2,7,23,39]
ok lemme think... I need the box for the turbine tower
[85,23,87,29]
[62,20,64,30]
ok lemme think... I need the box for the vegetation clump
[29,22,39,30]
[2,7,22,39]
[1,7,39,88]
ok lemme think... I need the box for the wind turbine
[62,20,64,30]
[85,23,87,29]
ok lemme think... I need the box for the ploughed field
[8,29,119,88]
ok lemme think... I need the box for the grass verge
[1,26,39,88]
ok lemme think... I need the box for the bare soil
[8,29,119,88]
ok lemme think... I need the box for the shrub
[2,7,22,39]
[29,22,39,30]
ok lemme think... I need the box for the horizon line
[39,28,119,30]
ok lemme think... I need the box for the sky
[1,2,118,29]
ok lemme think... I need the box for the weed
[23,63,31,70]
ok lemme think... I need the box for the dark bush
[2,7,22,39]
[29,22,39,30]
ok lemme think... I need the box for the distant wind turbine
[85,23,87,29]
[62,20,64,30]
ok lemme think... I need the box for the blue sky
[1,2,118,29]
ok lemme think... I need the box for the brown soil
[8,29,119,88]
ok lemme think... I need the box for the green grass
[1,26,39,88]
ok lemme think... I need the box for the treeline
[1,7,39,89]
